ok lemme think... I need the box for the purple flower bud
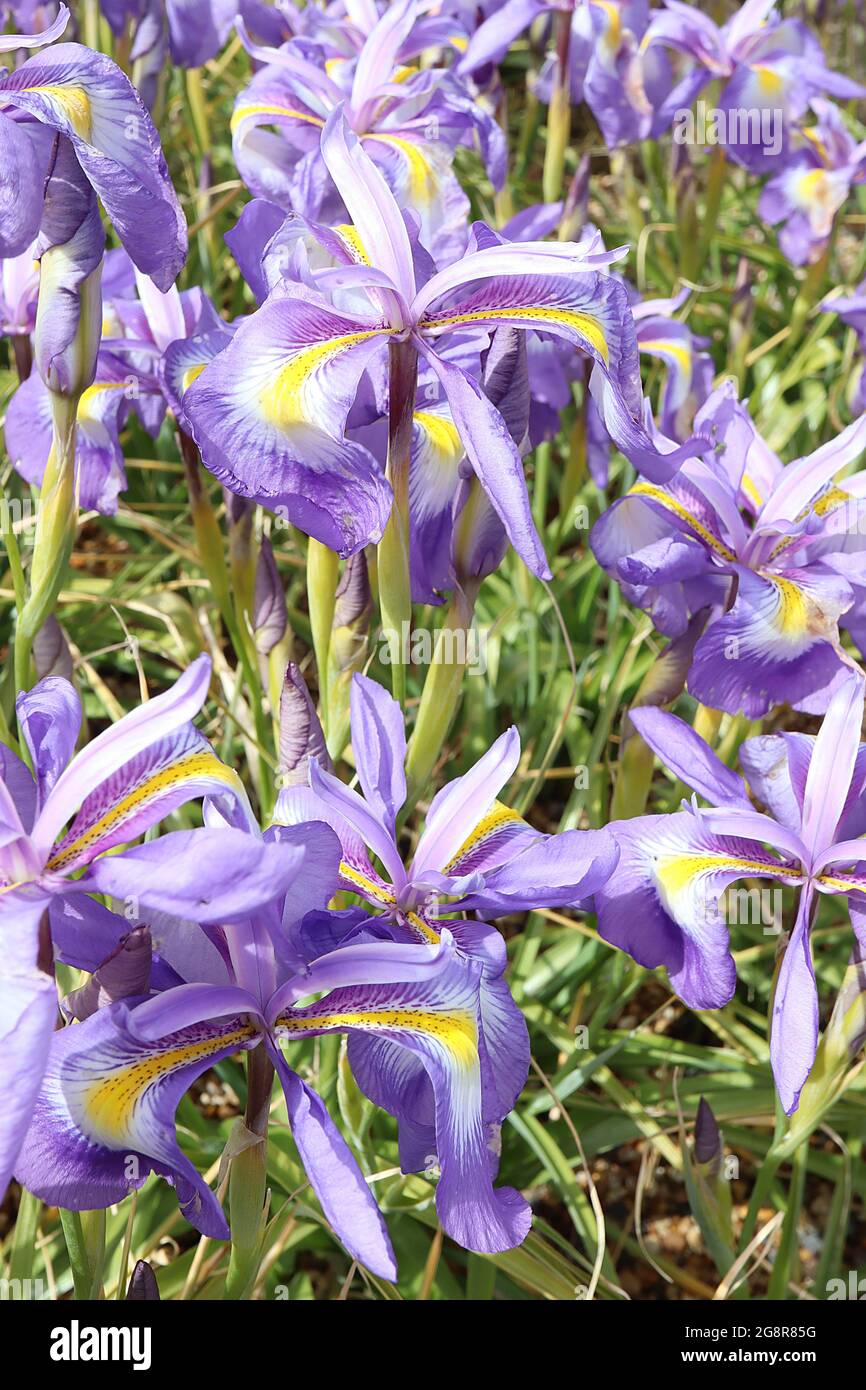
[33,613,74,682]
[330,550,371,673]
[694,1096,722,1168]
[125,1259,160,1301]
[253,534,287,656]
[33,136,103,398]
[63,926,153,1022]
[279,663,331,785]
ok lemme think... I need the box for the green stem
[738,1145,784,1254]
[181,433,273,810]
[767,1145,807,1300]
[15,392,79,697]
[404,579,479,812]
[542,10,572,204]
[532,440,552,533]
[186,68,211,154]
[377,339,418,707]
[83,0,100,50]
[307,538,340,738]
[61,1208,107,1301]
[1,492,27,615]
[225,1047,273,1301]
[696,145,727,278]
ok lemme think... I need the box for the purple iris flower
[12,800,416,1272]
[0,10,186,288]
[0,653,315,1202]
[759,99,866,266]
[183,107,706,565]
[642,0,866,171]
[273,672,618,1247]
[460,0,671,150]
[268,0,472,66]
[232,0,503,266]
[9,659,608,1260]
[594,671,866,1114]
[5,248,222,512]
[591,383,866,716]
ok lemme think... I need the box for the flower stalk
[377,337,418,707]
[542,9,572,204]
[405,578,480,811]
[225,1046,274,1301]
[307,538,340,739]
[15,391,80,695]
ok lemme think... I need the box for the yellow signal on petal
[751,64,784,95]
[768,575,809,638]
[277,1008,478,1067]
[653,854,800,925]
[424,306,611,364]
[817,871,866,893]
[630,482,737,562]
[741,474,764,511]
[77,381,127,427]
[338,859,397,906]
[444,801,524,871]
[231,103,324,134]
[363,133,436,204]
[24,84,93,140]
[83,1026,257,1142]
[46,751,242,872]
[334,224,370,265]
[592,0,622,53]
[414,410,463,463]
[337,860,440,942]
[638,338,692,378]
[181,363,206,394]
[258,330,389,427]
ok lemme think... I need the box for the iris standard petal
[412,726,522,877]
[627,705,752,809]
[770,887,819,1115]
[31,653,212,854]
[15,675,82,813]
[349,674,407,837]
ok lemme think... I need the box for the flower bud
[279,663,331,785]
[253,534,287,656]
[34,136,104,399]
